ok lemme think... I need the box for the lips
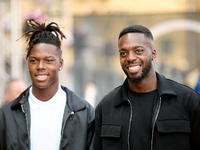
[35,75,48,81]
[127,65,141,73]
[129,66,140,70]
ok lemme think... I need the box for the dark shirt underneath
[128,89,157,150]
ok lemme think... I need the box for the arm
[87,104,95,150]
[191,102,200,149]
[94,103,102,150]
[0,108,6,150]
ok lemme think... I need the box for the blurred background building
[0,0,200,107]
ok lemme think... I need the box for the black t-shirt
[128,89,157,150]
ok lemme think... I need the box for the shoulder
[101,85,122,102]
[165,78,200,109]
[157,72,200,107]
[167,78,199,95]
[96,85,123,111]
[0,100,20,123]
[157,72,198,95]
[61,85,94,112]
[0,100,17,113]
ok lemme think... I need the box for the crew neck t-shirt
[128,89,157,150]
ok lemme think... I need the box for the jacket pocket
[156,119,191,133]
[155,119,191,150]
[101,124,122,150]
[101,124,122,138]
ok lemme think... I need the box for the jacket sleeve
[94,102,102,150]
[191,100,200,149]
[0,108,6,150]
[87,104,95,150]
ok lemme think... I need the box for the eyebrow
[119,49,126,52]
[29,56,55,59]
[119,45,145,51]
[133,46,145,49]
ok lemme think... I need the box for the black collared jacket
[0,86,95,150]
[94,72,200,150]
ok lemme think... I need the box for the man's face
[5,80,26,103]
[28,43,63,90]
[118,33,156,83]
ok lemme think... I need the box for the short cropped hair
[118,25,153,41]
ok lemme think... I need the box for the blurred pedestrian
[184,56,200,93]
[0,20,94,150]
[3,79,26,105]
[94,25,200,150]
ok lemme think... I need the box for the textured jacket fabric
[94,72,200,150]
[0,86,95,150]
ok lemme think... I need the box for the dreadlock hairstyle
[18,19,66,60]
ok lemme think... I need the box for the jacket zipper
[150,97,162,150]
[59,111,74,150]
[127,99,133,150]
[21,105,30,150]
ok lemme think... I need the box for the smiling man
[94,25,200,150]
[0,20,94,150]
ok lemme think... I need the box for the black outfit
[128,89,156,149]
[0,86,95,150]
[94,72,200,150]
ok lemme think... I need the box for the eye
[29,59,37,63]
[120,51,127,57]
[136,49,144,54]
[46,59,53,63]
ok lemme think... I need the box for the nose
[127,51,136,62]
[37,60,46,70]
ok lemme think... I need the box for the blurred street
[1,0,200,106]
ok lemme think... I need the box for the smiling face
[28,43,63,91]
[119,33,156,83]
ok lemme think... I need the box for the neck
[128,71,157,93]
[32,83,59,101]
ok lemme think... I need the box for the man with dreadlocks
[0,20,95,150]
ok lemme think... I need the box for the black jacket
[0,86,95,150]
[94,72,200,150]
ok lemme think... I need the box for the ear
[59,59,63,70]
[152,49,156,60]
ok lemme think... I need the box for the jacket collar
[155,72,177,97]
[11,87,30,110]
[114,72,177,107]
[61,86,86,112]
[11,86,86,112]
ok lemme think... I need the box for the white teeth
[37,75,47,78]
[129,66,139,70]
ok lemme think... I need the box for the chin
[127,73,145,83]
[33,83,50,90]
[37,86,48,90]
